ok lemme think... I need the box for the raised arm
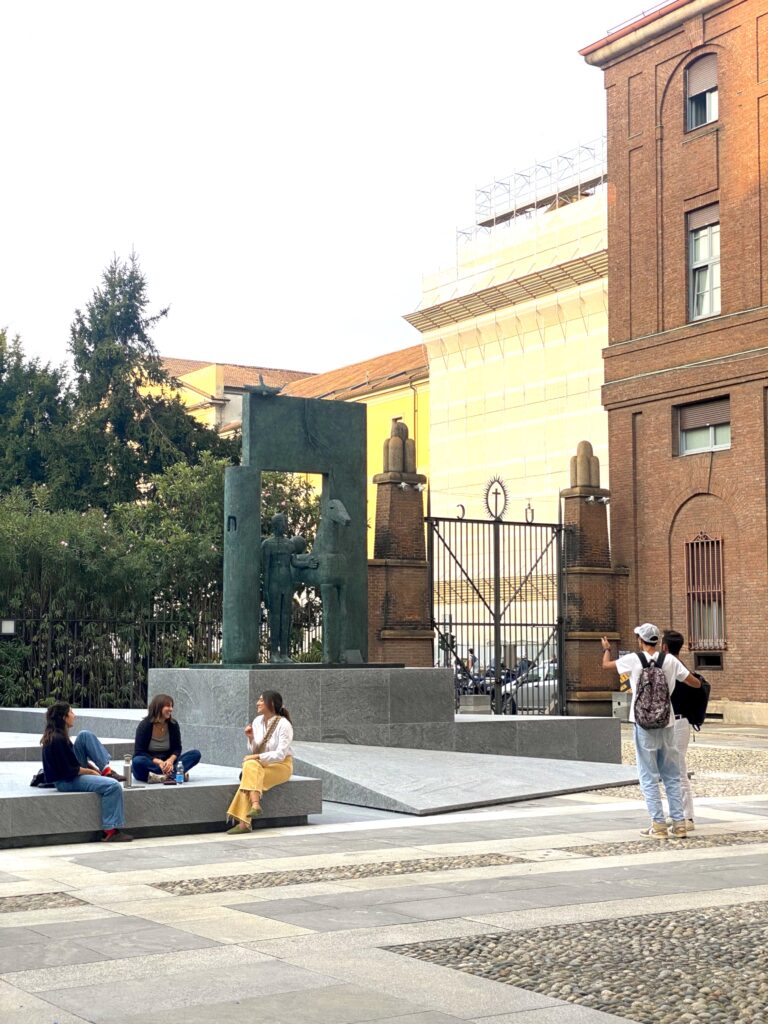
[600,636,618,671]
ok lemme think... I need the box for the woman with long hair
[40,701,132,843]
[226,689,293,834]
[132,693,201,783]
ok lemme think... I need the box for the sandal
[226,822,251,835]
[248,806,263,818]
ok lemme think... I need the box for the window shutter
[679,397,729,430]
[687,54,717,96]
[688,203,719,231]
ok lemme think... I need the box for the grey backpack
[634,652,671,729]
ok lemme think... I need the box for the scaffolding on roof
[456,137,607,250]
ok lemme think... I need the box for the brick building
[582,0,768,720]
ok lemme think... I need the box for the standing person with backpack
[662,629,712,833]
[601,623,702,840]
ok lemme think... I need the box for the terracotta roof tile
[161,357,313,390]
[281,344,428,400]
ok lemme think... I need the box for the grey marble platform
[0,731,135,761]
[0,706,142,739]
[0,761,322,847]
[291,742,638,814]
[147,668,622,766]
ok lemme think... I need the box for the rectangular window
[688,204,720,320]
[686,54,718,131]
[678,396,730,455]
[685,533,726,651]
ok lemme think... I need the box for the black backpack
[671,671,711,731]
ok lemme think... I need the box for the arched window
[686,54,718,130]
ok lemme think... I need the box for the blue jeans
[71,730,112,772]
[131,749,201,782]
[634,724,684,823]
[54,730,124,830]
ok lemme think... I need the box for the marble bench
[0,762,322,848]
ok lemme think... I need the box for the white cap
[634,623,660,644]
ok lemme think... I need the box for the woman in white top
[226,689,294,834]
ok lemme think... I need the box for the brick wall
[587,0,768,704]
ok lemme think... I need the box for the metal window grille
[685,533,726,650]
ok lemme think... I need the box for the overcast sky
[2,0,630,376]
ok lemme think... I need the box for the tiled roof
[281,344,428,400]
[161,357,313,390]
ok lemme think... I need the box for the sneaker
[146,773,165,784]
[640,823,668,839]
[666,817,695,830]
[101,829,133,843]
[670,820,688,838]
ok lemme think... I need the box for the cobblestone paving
[593,740,768,800]
[562,829,768,858]
[0,891,84,914]
[389,902,768,1023]
[153,851,525,896]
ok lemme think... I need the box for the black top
[41,733,81,783]
[134,718,182,760]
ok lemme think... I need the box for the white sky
[2,0,630,376]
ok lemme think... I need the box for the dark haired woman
[226,690,293,834]
[40,702,132,843]
[132,694,201,783]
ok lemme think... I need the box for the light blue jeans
[53,730,124,830]
[634,724,684,823]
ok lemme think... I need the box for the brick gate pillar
[560,440,628,716]
[367,418,434,665]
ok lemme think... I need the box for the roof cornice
[580,0,725,67]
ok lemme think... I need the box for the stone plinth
[150,666,456,768]
[147,667,622,769]
[0,762,321,848]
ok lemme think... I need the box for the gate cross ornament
[483,475,509,521]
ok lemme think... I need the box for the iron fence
[427,516,566,715]
[1,599,323,709]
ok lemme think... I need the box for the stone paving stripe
[153,853,525,896]
[388,901,768,1024]
[0,891,85,914]
[561,828,768,858]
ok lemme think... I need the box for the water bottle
[175,763,184,785]
[123,755,132,788]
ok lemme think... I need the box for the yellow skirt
[226,756,293,826]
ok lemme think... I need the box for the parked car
[496,666,559,715]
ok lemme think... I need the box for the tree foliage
[55,253,237,510]
[0,330,69,493]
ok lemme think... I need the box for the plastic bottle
[175,763,184,785]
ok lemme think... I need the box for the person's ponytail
[262,689,292,724]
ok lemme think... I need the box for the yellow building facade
[406,150,608,525]
[160,357,312,436]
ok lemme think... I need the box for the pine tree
[56,253,236,510]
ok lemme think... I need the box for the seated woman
[40,701,132,843]
[132,694,201,783]
[226,689,293,834]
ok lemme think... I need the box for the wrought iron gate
[427,516,566,715]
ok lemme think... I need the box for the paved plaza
[1,724,767,1024]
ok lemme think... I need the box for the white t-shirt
[615,650,690,728]
[248,714,294,763]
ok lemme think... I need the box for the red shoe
[101,829,133,842]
